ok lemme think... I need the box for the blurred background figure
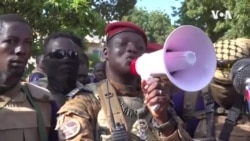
[27,54,46,83]
[93,61,106,82]
[146,42,163,53]
[77,53,92,85]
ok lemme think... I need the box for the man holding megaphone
[55,21,193,141]
[129,22,221,141]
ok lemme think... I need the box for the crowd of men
[0,13,250,141]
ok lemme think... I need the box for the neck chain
[106,80,149,119]
[118,96,149,119]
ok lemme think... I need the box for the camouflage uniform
[192,38,250,140]
[0,82,54,141]
[55,79,192,141]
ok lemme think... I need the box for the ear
[103,45,109,60]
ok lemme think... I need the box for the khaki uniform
[190,38,250,140]
[0,82,53,141]
[55,79,192,141]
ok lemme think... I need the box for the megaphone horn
[130,25,217,111]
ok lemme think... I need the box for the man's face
[77,53,90,85]
[78,63,89,85]
[45,37,80,56]
[93,63,105,82]
[103,32,146,74]
[43,37,80,74]
[43,37,81,93]
[0,22,32,86]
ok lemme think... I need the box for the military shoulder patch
[58,119,81,140]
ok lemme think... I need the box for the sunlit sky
[135,0,184,24]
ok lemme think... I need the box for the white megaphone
[130,25,216,111]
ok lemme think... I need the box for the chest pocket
[0,92,51,141]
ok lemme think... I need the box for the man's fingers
[147,96,169,106]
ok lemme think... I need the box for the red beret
[146,43,163,53]
[105,21,147,45]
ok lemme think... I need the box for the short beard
[0,71,23,94]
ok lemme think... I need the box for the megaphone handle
[151,104,160,111]
[141,75,161,112]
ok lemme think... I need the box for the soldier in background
[93,61,106,82]
[0,14,57,141]
[36,32,84,107]
[176,38,250,141]
[27,54,46,83]
[55,21,192,141]
[77,53,91,85]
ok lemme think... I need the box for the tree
[0,0,138,55]
[0,0,138,77]
[0,0,102,54]
[220,0,250,39]
[172,0,229,42]
[172,0,250,42]
[88,54,100,68]
[91,0,137,21]
[123,8,174,45]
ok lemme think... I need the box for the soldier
[27,54,46,83]
[77,53,91,85]
[93,61,106,82]
[175,38,250,141]
[55,21,192,141]
[35,32,84,107]
[0,14,57,141]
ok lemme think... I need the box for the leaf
[122,8,173,44]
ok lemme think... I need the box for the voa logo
[211,10,232,20]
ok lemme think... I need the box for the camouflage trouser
[194,115,250,141]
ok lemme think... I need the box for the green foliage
[221,0,250,39]
[24,63,35,79]
[123,8,174,45]
[88,53,100,68]
[91,0,137,21]
[0,0,137,55]
[0,0,137,76]
[0,0,104,55]
[172,0,250,42]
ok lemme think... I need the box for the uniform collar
[108,79,142,97]
[0,82,22,103]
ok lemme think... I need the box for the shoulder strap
[22,84,48,141]
[96,80,128,132]
[219,96,243,141]
[201,86,215,138]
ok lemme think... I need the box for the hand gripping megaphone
[130,25,217,111]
